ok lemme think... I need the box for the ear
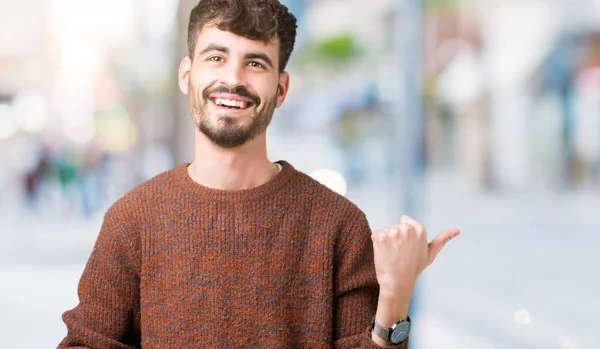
[275,71,290,108]
[178,56,192,95]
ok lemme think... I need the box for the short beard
[189,85,277,149]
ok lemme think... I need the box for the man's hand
[372,215,460,294]
[370,215,460,346]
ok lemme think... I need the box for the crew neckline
[174,160,294,202]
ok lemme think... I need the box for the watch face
[390,321,410,344]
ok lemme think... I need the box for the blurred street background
[1,0,599,348]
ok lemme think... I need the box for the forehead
[196,25,280,59]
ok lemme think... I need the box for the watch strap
[371,316,411,344]
[372,318,391,342]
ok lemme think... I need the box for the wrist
[375,290,411,327]
[378,282,414,301]
[371,315,412,346]
[372,292,411,346]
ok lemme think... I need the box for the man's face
[178,24,290,149]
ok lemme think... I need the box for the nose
[219,62,247,90]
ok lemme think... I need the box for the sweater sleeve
[58,204,141,349]
[333,207,409,349]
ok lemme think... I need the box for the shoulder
[284,165,372,259]
[105,164,185,222]
[283,161,368,227]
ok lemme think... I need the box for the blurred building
[1,0,600,214]
[2,1,600,348]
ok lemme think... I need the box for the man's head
[178,0,298,149]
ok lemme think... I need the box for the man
[58,0,460,348]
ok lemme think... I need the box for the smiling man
[188,37,280,149]
[58,1,460,348]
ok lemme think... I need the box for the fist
[371,215,460,293]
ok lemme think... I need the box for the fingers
[399,215,425,234]
[371,226,400,243]
[373,217,425,249]
[396,215,427,244]
[426,228,461,266]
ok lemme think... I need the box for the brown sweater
[59,161,408,348]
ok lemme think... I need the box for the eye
[208,56,223,62]
[248,61,266,69]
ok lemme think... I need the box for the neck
[188,130,277,190]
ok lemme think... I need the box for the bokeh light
[514,309,532,325]
[13,91,49,133]
[310,168,348,196]
[0,104,19,140]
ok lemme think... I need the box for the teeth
[214,98,249,108]
[223,99,239,107]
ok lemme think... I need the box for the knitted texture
[58,161,408,348]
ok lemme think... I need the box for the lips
[208,96,255,114]
[210,97,254,110]
[202,85,261,109]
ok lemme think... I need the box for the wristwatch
[370,316,411,345]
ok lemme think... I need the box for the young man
[58,1,460,348]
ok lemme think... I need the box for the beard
[188,83,277,149]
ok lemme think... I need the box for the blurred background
[1,0,599,348]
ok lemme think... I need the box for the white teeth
[214,98,249,108]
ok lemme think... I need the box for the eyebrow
[244,52,274,69]
[198,44,228,57]
[198,43,274,69]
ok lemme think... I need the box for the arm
[370,215,461,347]
[333,210,461,349]
[58,205,141,349]
[332,208,408,349]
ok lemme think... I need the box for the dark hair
[188,0,298,72]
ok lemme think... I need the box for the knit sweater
[58,161,408,349]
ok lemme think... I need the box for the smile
[210,97,255,110]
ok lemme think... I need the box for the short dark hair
[188,0,298,72]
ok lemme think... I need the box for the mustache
[202,86,261,106]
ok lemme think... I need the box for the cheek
[260,77,280,99]
[190,68,218,93]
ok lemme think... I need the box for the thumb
[427,228,461,266]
